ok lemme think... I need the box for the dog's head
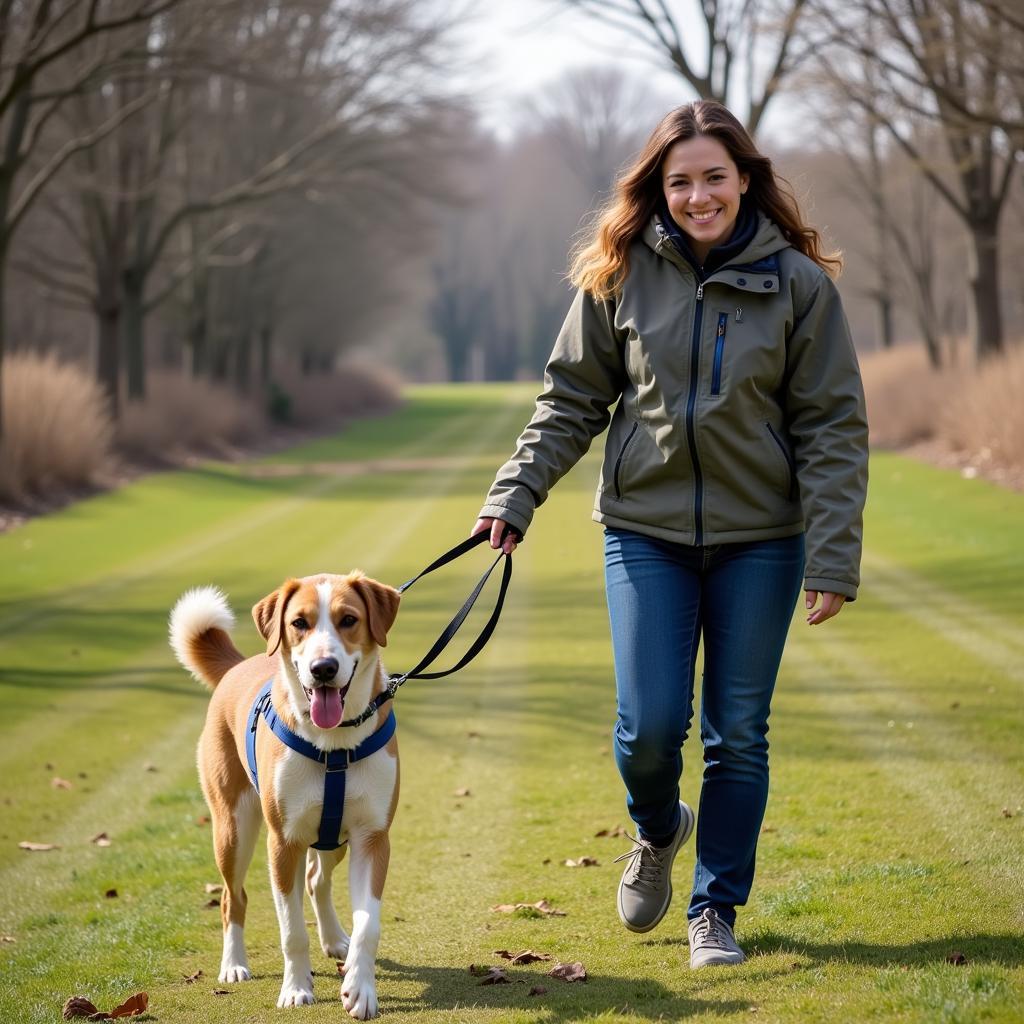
[252,572,400,731]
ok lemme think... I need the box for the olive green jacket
[480,213,869,599]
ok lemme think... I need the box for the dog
[169,571,401,1018]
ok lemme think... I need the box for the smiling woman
[474,99,868,972]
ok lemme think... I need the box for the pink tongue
[310,687,343,729]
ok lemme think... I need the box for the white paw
[218,964,252,983]
[277,982,315,1008]
[341,963,377,1020]
[323,936,350,960]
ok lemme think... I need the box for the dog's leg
[212,789,261,983]
[340,830,388,1020]
[307,845,350,960]
[269,833,316,1007]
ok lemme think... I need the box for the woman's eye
[291,617,309,630]
[340,615,357,628]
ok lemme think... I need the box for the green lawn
[1,384,1022,1023]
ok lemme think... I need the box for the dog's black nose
[310,657,339,683]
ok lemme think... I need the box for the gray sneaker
[688,908,746,967]
[614,800,695,933]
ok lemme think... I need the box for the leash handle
[396,525,516,593]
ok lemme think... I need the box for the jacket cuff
[478,503,532,539]
[804,575,858,602]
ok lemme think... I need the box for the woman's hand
[805,590,845,625]
[472,517,519,555]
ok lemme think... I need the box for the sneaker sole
[617,800,696,933]
[690,948,746,969]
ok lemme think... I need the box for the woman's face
[661,134,749,261]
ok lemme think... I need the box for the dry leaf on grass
[90,833,111,847]
[494,949,554,965]
[1,935,14,943]
[547,961,587,982]
[203,898,220,908]
[62,992,148,1020]
[108,992,148,1017]
[204,883,223,894]
[52,777,73,790]
[563,857,599,868]
[19,841,59,852]
[212,988,230,995]
[104,889,118,899]
[489,899,566,917]
[1001,808,1014,818]
[468,965,510,985]
[594,825,627,838]
[528,986,548,996]
[143,763,158,773]
[63,996,99,1019]
[183,970,203,984]
[946,951,968,965]
[454,787,471,797]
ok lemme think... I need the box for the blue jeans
[604,527,805,927]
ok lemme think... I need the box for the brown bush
[274,361,402,428]
[116,371,266,461]
[0,352,114,503]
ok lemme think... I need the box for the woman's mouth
[688,209,722,224]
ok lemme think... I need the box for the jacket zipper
[613,422,638,500]
[766,421,797,499]
[686,281,706,544]
[711,312,727,396]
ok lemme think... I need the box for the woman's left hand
[805,590,846,626]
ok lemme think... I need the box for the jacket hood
[643,210,790,270]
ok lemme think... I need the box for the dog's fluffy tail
[169,586,245,688]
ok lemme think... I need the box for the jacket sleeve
[784,271,869,601]
[479,288,626,537]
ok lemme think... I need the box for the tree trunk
[0,238,7,438]
[97,301,121,421]
[967,221,1003,361]
[122,270,146,400]
[877,294,894,351]
[258,323,272,383]
[234,331,251,395]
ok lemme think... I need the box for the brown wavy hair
[568,101,842,299]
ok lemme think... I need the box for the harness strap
[245,679,397,850]
[340,529,514,728]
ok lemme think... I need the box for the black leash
[339,529,514,727]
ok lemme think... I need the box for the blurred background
[0,0,1021,510]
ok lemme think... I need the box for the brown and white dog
[169,572,401,1019]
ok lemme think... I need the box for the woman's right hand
[472,517,519,555]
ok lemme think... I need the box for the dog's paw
[277,983,315,1008]
[218,964,252,983]
[341,964,378,1020]
[323,936,350,960]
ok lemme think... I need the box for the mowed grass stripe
[0,396,489,636]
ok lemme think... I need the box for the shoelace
[691,909,733,949]
[613,833,668,890]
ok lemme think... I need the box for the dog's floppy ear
[252,579,301,656]
[349,575,401,648]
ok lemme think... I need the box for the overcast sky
[453,1,804,147]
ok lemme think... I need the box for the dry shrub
[116,371,266,460]
[941,343,1024,474]
[859,345,957,448]
[0,352,114,503]
[275,361,402,428]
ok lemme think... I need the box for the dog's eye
[339,614,358,628]
[291,617,309,630]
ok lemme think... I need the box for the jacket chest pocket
[709,311,729,396]
[704,305,783,398]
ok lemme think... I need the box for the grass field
[1,384,1022,1024]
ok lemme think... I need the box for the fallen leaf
[946,951,968,965]
[203,898,220,908]
[78,772,88,779]
[109,992,148,1017]
[563,857,599,868]
[212,988,230,995]
[490,900,566,917]
[1,935,15,943]
[45,762,55,771]
[52,777,73,790]
[528,986,547,996]
[1001,808,1014,818]
[594,825,627,838]
[62,996,100,1020]
[494,949,554,965]
[90,833,111,847]
[467,730,481,738]
[950,701,960,709]
[183,970,203,984]
[19,841,59,852]
[542,858,551,865]
[204,883,223,894]
[143,763,159,773]
[104,889,118,899]
[454,787,471,797]
[469,965,510,985]
[547,961,587,982]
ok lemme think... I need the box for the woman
[473,101,868,968]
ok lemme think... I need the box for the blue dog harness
[245,679,397,850]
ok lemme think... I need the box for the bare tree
[556,0,813,134]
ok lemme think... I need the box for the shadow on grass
[0,664,203,698]
[374,957,750,1020]
[743,929,1024,968]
